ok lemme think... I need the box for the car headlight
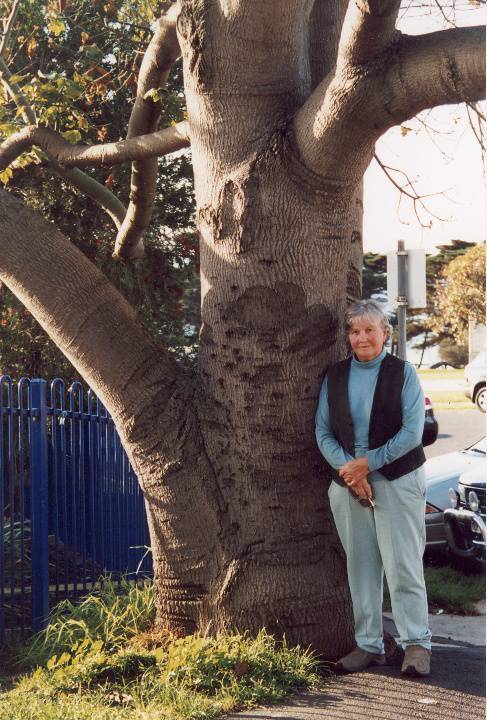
[468,491,480,513]
[448,488,458,508]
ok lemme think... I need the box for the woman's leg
[328,481,385,654]
[373,468,432,650]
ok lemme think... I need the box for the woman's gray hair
[345,300,392,337]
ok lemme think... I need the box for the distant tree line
[363,241,485,366]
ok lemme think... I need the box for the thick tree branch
[115,2,182,261]
[336,0,401,68]
[295,0,402,180]
[0,188,183,435]
[0,54,127,228]
[56,166,127,228]
[376,26,486,131]
[294,24,485,179]
[0,121,190,171]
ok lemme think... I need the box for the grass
[417,369,464,379]
[384,560,485,615]
[416,369,473,409]
[25,577,156,666]
[0,579,322,720]
[417,368,472,409]
[425,391,473,410]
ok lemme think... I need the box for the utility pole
[397,240,408,361]
[387,243,426,363]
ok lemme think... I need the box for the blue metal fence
[0,376,152,643]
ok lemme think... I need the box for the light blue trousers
[328,466,432,653]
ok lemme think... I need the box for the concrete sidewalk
[384,605,486,648]
[228,611,486,720]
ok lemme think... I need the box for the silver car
[464,349,486,413]
[424,437,487,551]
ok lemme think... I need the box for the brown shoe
[401,645,431,677]
[336,647,386,673]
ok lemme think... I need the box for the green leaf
[46,655,57,671]
[0,167,13,185]
[48,19,66,36]
[81,44,101,59]
[57,652,72,666]
[8,74,27,85]
[143,88,163,103]
[62,129,82,143]
[0,122,18,136]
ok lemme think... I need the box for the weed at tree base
[0,580,323,720]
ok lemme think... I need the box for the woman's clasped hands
[338,456,373,502]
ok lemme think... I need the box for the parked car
[424,437,487,551]
[422,395,438,447]
[444,464,486,565]
[429,362,459,370]
[464,349,486,413]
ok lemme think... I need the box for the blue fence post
[30,380,50,632]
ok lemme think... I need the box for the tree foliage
[362,252,387,301]
[0,0,198,379]
[431,243,486,344]
[362,242,479,358]
[437,338,468,367]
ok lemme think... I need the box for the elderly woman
[316,299,432,677]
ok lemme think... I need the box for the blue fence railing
[0,376,152,643]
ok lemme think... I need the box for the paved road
[422,378,464,393]
[229,647,486,720]
[229,611,486,720]
[425,409,485,459]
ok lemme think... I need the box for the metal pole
[397,240,408,361]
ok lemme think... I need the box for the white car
[464,349,486,413]
[424,437,487,551]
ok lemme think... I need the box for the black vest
[325,353,425,485]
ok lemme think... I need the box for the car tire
[474,385,486,413]
[446,546,485,573]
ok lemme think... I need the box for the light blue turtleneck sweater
[315,348,424,475]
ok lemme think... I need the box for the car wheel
[446,547,485,573]
[474,385,486,413]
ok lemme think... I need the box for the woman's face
[348,315,387,362]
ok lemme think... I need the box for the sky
[363,2,486,255]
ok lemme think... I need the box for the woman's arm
[315,376,354,469]
[365,363,424,471]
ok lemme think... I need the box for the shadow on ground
[229,645,486,720]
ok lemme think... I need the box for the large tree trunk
[140,0,363,657]
[142,153,360,656]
